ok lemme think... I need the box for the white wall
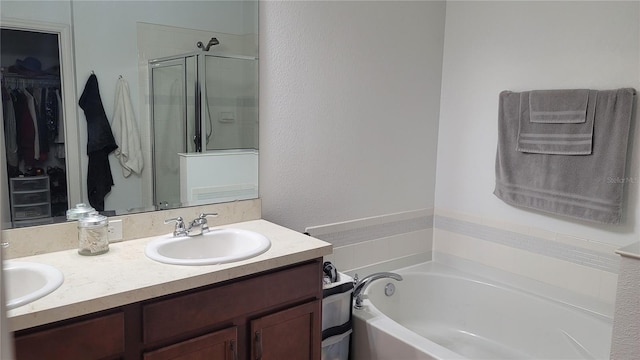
[0,1,71,25]
[259,0,445,232]
[436,1,640,248]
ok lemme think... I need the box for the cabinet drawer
[143,326,238,360]
[10,176,49,191]
[14,312,125,360]
[12,190,50,205]
[13,203,51,219]
[143,261,322,344]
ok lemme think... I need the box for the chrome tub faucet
[353,272,403,309]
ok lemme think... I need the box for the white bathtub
[352,262,613,360]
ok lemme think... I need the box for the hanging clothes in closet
[1,73,64,177]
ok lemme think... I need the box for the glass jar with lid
[78,212,109,256]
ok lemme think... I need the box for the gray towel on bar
[517,90,596,155]
[529,89,590,123]
[494,88,635,224]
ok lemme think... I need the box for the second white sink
[4,261,64,310]
[145,228,271,265]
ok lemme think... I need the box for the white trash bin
[322,272,353,360]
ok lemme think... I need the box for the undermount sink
[4,261,64,310]
[145,228,271,265]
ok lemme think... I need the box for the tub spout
[353,272,403,310]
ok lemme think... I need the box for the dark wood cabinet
[13,259,323,360]
[250,301,321,360]
[143,327,238,360]
[14,312,124,360]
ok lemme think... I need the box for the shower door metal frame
[149,56,190,209]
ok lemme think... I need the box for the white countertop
[7,219,332,332]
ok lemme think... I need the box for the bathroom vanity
[7,220,332,360]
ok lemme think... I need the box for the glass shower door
[150,58,191,209]
[203,55,259,151]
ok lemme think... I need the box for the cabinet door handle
[230,339,238,360]
[255,330,262,360]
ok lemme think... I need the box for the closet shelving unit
[9,175,52,227]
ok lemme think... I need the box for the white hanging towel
[112,77,144,177]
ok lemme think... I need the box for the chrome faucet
[353,272,403,309]
[164,213,218,237]
[186,213,218,236]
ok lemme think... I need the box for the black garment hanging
[13,90,36,166]
[28,87,50,157]
[44,87,59,141]
[78,73,118,211]
[2,86,19,175]
[79,74,117,154]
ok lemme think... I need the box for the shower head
[197,37,220,51]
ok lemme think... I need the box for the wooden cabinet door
[14,312,124,360]
[250,301,321,360]
[143,327,238,360]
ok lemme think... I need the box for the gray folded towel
[494,88,635,224]
[517,90,596,155]
[529,89,590,123]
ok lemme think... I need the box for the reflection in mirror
[150,52,258,209]
[1,29,67,226]
[0,16,83,229]
[151,59,187,209]
[0,1,258,228]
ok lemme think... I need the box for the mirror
[1,0,258,228]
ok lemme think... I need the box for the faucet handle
[164,216,187,236]
[196,213,218,232]
[164,216,184,224]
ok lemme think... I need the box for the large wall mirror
[0,1,258,229]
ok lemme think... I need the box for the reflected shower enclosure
[149,52,258,209]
